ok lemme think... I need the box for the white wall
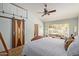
[78,16,79,35]
[25,11,43,43]
[0,3,43,52]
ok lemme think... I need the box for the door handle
[13,32,16,36]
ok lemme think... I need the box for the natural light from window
[48,24,69,37]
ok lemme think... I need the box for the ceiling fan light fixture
[39,4,56,17]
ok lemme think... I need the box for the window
[48,24,69,37]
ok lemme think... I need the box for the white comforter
[24,37,67,56]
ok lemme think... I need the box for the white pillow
[67,36,79,56]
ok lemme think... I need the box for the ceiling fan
[39,4,56,17]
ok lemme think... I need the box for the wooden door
[0,32,8,53]
[34,24,38,37]
[12,17,25,48]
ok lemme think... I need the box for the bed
[23,36,79,56]
[24,37,67,56]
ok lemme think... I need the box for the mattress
[24,37,67,56]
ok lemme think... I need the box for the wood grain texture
[0,32,8,53]
[34,24,38,37]
[12,17,25,48]
[8,45,24,56]
[0,45,24,56]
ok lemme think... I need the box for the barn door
[0,32,8,53]
[12,17,25,48]
[34,24,38,37]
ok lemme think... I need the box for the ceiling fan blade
[48,10,56,13]
[37,12,43,13]
[41,13,46,17]
[48,13,50,15]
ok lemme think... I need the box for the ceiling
[15,3,79,22]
